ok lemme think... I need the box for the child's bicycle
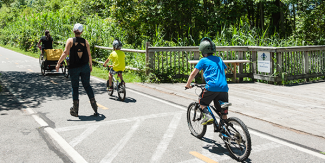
[186,84,251,162]
[107,66,126,101]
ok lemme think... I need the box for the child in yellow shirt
[103,39,126,91]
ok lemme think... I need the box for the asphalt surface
[1,46,325,163]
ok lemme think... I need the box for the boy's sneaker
[201,113,214,125]
[108,86,113,91]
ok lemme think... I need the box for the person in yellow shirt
[103,39,126,91]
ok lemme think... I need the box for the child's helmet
[199,37,216,55]
[113,39,122,49]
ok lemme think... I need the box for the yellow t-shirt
[108,50,126,71]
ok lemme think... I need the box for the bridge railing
[93,42,325,84]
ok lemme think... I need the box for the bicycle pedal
[220,102,232,108]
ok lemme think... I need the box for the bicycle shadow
[201,136,252,162]
[108,96,137,103]
[67,114,106,122]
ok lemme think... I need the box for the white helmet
[112,39,122,49]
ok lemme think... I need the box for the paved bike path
[131,82,325,140]
[1,46,325,162]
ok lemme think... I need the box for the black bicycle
[186,84,251,162]
[107,66,126,101]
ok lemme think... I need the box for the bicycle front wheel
[117,83,126,101]
[63,64,69,78]
[224,117,251,162]
[187,102,206,139]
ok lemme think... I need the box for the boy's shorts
[109,67,123,75]
[199,89,229,115]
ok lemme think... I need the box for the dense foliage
[0,0,324,83]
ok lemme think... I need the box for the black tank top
[69,37,89,69]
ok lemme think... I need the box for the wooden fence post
[276,52,282,85]
[323,50,325,79]
[251,51,257,82]
[193,51,202,83]
[304,51,309,82]
[269,52,275,84]
[238,51,243,82]
[145,42,150,75]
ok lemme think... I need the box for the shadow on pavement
[0,71,107,110]
[201,136,252,162]
[108,95,137,103]
[0,79,24,112]
[67,114,106,122]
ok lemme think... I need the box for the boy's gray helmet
[113,39,122,49]
[199,37,216,55]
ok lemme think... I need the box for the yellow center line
[15,62,19,64]
[50,80,58,84]
[189,151,218,163]
[6,58,8,60]
[97,103,109,110]
[27,69,34,72]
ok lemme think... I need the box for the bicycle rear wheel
[187,102,206,139]
[41,61,46,76]
[117,83,126,101]
[224,117,251,162]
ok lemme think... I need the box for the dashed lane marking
[15,62,18,64]
[97,103,109,110]
[27,69,33,72]
[182,142,282,163]
[189,151,218,163]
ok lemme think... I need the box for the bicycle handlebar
[185,84,205,90]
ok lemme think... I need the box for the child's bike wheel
[107,80,114,96]
[187,102,207,139]
[41,62,46,76]
[223,117,251,162]
[63,64,69,78]
[117,84,126,101]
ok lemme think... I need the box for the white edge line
[45,127,88,163]
[250,130,325,160]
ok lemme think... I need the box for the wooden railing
[94,42,325,84]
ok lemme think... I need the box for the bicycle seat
[218,101,232,108]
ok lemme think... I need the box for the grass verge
[0,44,143,83]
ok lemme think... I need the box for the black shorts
[199,89,229,114]
[109,68,123,75]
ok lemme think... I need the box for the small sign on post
[258,51,271,73]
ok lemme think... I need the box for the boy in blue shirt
[185,37,229,125]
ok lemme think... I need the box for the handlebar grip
[185,84,195,90]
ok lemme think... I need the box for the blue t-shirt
[195,55,229,92]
